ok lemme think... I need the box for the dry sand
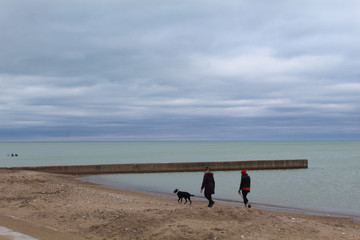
[0,169,359,240]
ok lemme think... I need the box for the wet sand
[0,169,359,240]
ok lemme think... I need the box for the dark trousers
[204,193,214,205]
[241,190,249,205]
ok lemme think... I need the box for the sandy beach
[0,169,359,240]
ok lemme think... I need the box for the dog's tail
[190,194,195,196]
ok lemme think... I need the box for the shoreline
[136,191,360,221]
[83,180,360,221]
[1,169,359,239]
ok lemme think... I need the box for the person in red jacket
[238,169,251,208]
[201,167,215,207]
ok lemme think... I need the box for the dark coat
[239,173,251,192]
[201,172,215,195]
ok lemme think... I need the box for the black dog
[173,188,194,205]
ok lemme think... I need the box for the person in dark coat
[201,167,215,207]
[238,169,251,208]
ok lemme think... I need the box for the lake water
[1,141,359,219]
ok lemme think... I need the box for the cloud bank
[1,0,359,140]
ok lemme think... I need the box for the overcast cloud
[1,0,359,140]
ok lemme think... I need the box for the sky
[1,0,360,141]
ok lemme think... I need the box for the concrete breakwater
[2,159,307,175]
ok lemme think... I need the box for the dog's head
[173,188,179,194]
